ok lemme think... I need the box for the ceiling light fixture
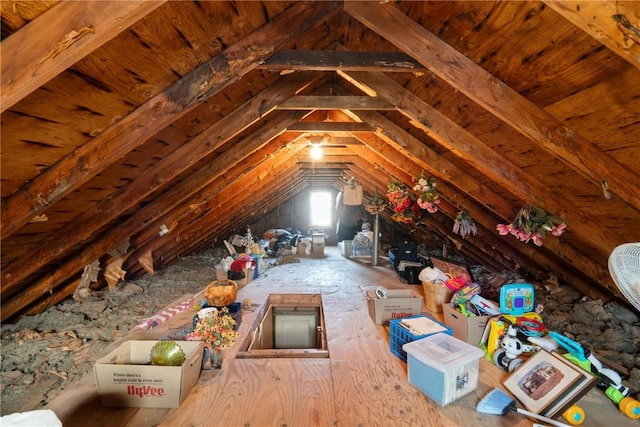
[310,144,322,160]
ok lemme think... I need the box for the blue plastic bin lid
[402,333,484,372]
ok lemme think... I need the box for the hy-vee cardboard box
[94,340,204,408]
[366,288,424,324]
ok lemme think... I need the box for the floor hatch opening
[237,293,328,359]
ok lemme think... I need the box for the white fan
[608,242,640,313]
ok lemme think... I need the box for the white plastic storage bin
[402,333,484,406]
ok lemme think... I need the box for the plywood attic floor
[45,246,637,427]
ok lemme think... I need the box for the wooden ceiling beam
[160,142,306,237]
[127,136,306,266]
[344,1,640,213]
[0,0,341,240]
[0,1,166,112]
[137,162,305,271]
[166,170,306,261]
[345,145,413,186]
[278,95,396,110]
[349,109,516,216]
[543,1,640,70]
[291,104,533,273]
[193,177,305,247]
[257,49,425,72]
[25,168,308,317]
[287,122,374,132]
[288,135,363,146]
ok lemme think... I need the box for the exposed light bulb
[310,144,322,159]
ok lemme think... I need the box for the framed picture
[503,350,583,414]
[429,256,473,283]
[540,351,597,418]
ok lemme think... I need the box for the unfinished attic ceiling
[1,1,639,322]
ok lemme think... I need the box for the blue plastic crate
[389,315,452,362]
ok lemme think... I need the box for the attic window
[310,191,332,227]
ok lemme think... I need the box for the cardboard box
[235,267,254,287]
[442,303,492,346]
[94,340,204,408]
[403,333,484,406]
[365,289,423,324]
[312,243,324,257]
[311,233,325,257]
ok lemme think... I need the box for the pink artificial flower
[417,199,438,213]
[532,233,544,246]
[551,223,566,237]
[496,223,511,235]
[517,229,530,241]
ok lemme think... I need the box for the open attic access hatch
[237,293,328,359]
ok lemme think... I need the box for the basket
[204,279,238,307]
[389,315,451,362]
[421,279,454,313]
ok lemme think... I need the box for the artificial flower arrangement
[413,173,440,213]
[453,210,477,238]
[387,180,423,224]
[188,307,240,354]
[496,203,566,247]
[364,189,386,215]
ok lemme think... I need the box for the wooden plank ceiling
[1,1,639,322]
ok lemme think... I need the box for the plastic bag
[418,267,448,283]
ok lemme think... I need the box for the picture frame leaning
[503,350,584,414]
[540,351,597,418]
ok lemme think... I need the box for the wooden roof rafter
[0,72,322,296]
[0,0,342,240]
[543,0,640,70]
[344,1,640,212]
[0,1,167,112]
